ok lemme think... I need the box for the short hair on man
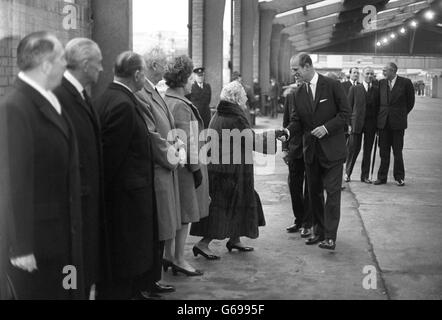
[291,53,313,68]
[232,71,242,81]
[349,67,359,74]
[143,47,167,70]
[363,66,374,74]
[65,38,100,70]
[114,51,144,78]
[387,62,398,73]
[17,31,58,71]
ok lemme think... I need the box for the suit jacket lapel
[62,78,100,130]
[300,83,314,113]
[16,79,70,140]
[390,77,402,104]
[313,76,325,112]
[143,84,175,126]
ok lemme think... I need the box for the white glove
[11,254,38,273]
[178,148,187,167]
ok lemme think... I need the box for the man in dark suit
[96,51,159,300]
[342,67,360,96]
[374,63,415,187]
[53,38,109,299]
[190,67,212,129]
[345,67,380,184]
[0,31,85,299]
[283,83,312,239]
[285,53,351,251]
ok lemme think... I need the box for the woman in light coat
[163,55,210,276]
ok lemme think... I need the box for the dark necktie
[306,82,314,104]
[82,89,94,115]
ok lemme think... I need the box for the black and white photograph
[1,0,442,306]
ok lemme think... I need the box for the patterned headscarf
[220,81,248,108]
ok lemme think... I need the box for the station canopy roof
[259,0,442,55]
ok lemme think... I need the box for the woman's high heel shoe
[163,259,174,272]
[172,264,204,277]
[226,242,254,253]
[193,246,220,261]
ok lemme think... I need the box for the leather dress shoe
[133,291,164,301]
[152,282,176,294]
[305,235,325,245]
[286,224,302,233]
[300,228,312,238]
[373,179,387,185]
[162,259,174,272]
[172,264,204,277]
[318,239,336,251]
[396,179,405,187]
[361,178,372,184]
[193,246,220,260]
[226,242,254,252]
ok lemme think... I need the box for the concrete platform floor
[163,96,442,300]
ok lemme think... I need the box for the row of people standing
[0,31,285,300]
[282,58,415,251]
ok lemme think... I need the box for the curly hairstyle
[220,81,248,107]
[164,55,194,89]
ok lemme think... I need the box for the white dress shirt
[64,70,85,99]
[18,72,62,115]
[307,72,319,100]
[363,81,371,92]
[146,78,157,91]
[389,75,398,90]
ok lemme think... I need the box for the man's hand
[282,151,290,166]
[276,128,290,142]
[348,125,353,135]
[311,126,328,139]
[11,254,37,273]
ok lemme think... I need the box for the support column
[232,0,241,73]
[259,9,275,96]
[253,1,260,81]
[270,24,284,82]
[92,0,133,97]
[190,0,204,68]
[204,0,226,107]
[278,33,290,85]
[240,0,257,88]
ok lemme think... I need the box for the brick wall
[0,0,92,97]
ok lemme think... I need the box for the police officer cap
[193,67,205,75]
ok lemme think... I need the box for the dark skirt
[190,164,266,240]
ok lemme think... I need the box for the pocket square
[320,99,328,103]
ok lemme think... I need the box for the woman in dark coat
[190,81,277,259]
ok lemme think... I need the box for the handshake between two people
[276,126,329,142]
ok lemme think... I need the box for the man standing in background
[344,67,380,184]
[342,67,360,96]
[375,62,415,187]
[54,38,109,299]
[190,67,212,129]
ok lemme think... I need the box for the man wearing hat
[190,67,212,129]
